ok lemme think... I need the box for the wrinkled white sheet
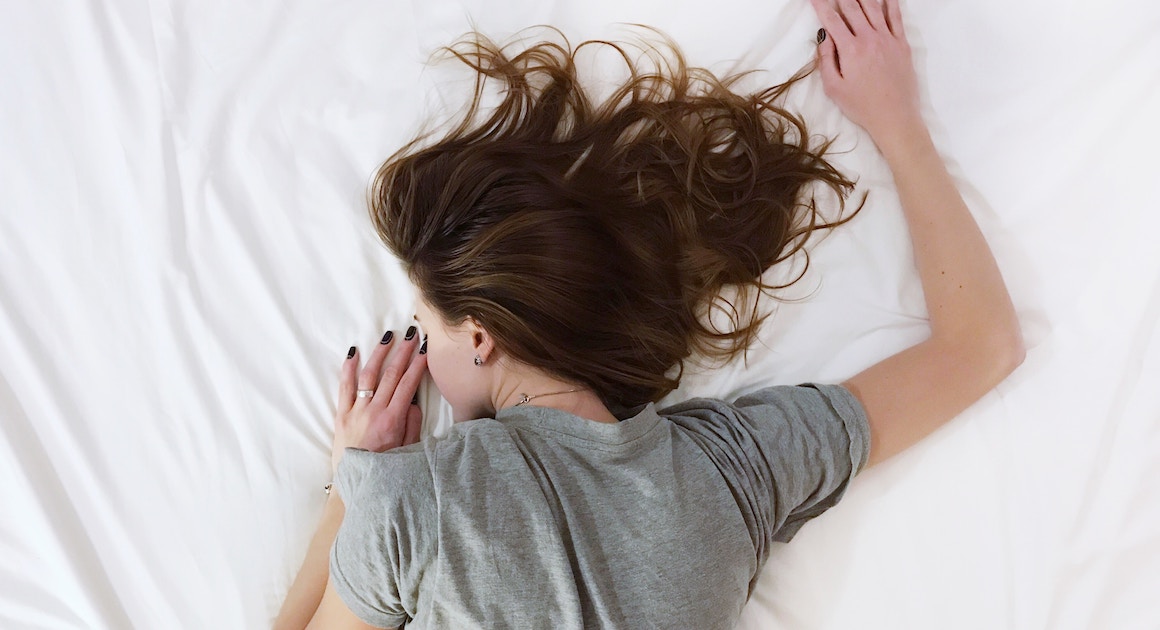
[2,1,1158,628]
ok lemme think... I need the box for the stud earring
[474,355,483,366]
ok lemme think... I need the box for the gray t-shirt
[329,383,870,629]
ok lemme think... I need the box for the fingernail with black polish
[380,330,394,345]
[817,28,826,44]
[405,326,417,340]
[419,340,428,355]
[346,346,356,359]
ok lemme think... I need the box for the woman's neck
[492,368,619,424]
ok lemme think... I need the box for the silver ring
[356,389,375,398]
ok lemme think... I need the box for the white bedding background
[2,1,1158,628]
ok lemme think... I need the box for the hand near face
[331,327,427,482]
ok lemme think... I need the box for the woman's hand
[810,0,921,144]
[331,327,427,479]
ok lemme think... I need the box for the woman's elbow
[986,326,1026,384]
[945,323,1025,390]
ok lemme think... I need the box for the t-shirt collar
[493,401,662,446]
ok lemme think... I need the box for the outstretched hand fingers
[810,0,919,140]
[809,0,852,46]
[817,33,841,81]
[858,0,889,32]
[836,0,872,34]
[885,0,905,37]
[813,0,902,46]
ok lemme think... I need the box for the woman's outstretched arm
[809,0,1025,468]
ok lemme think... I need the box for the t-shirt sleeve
[328,444,437,628]
[663,383,870,559]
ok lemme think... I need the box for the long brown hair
[369,25,862,410]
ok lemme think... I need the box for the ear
[465,316,497,363]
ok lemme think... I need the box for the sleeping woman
[275,0,1024,627]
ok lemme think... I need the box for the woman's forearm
[815,0,1024,468]
[837,120,1024,467]
[874,122,1022,355]
[274,495,345,630]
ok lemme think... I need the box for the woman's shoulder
[337,418,517,490]
[660,383,861,417]
[659,383,868,451]
[335,442,435,505]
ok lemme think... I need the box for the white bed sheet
[2,0,1158,628]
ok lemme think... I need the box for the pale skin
[275,0,1025,626]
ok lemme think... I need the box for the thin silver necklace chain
[513,388,582,406]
